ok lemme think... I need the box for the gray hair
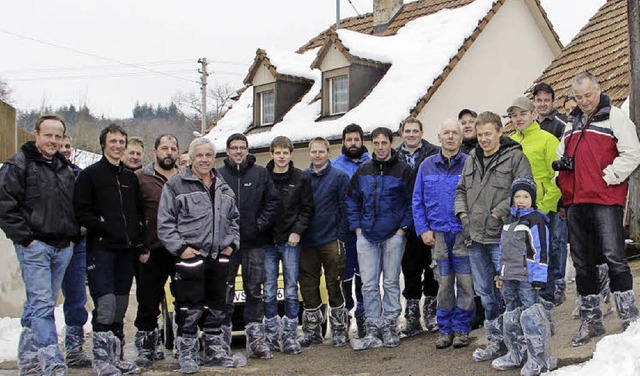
[441,118,463,133]
[571,71,600,89]
[188,137,216,159]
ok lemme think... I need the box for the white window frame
[260,90,275,125]
[329,75,349,115]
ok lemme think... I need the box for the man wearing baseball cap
[533,83,567,140]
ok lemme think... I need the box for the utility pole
[627,0,640,242]
[336,0,340,28]
[198,58,209,136]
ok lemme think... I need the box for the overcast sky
[0,0,605,118]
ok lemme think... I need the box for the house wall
[252,64,276,87]
[416,0,559,142]
[319,45,350,71]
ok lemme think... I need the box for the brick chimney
[373,0,403,34]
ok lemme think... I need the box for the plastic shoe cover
[538,297,555,336]
[202,333,247,368]
[355,312,366,339]
[571,297,580,320]
[281,316,302,354]
[263,316,281,352]
[64,326,85,353]
[423,296,439,332]
[382,317,400,348]
[329,307,349,348]
[91,332,121,376]
[350,319,384,351]
[598,264,614,316]
[554,279,566,306]
[520,304,557,376]
[153,328,165,360]
[491,308,526,370]
[65,346,92,368]
[245,322,273,359]
[452,332,470,348]
[221,325,233,356]
[571,294,606,347]
[37,344,68,376]
[111,335,141,374]
[298,309,324,347]
[435,333,453,349]
[133,330,156,369]
[400,299,423,338]
[176,336,199,374]
[472,316,507,362]
[18,328,41,376]
[614,290,639,330]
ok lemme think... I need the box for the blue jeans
[549,212,568,283]
[501,280,538,311]
[15,241,73,348]
[357,234,406,320]
[468,242,504,321]
[264,243,300,319]
[62,237,88,328]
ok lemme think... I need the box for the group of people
[0,71,639,376]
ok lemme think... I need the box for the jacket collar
[434,150,464,166]
[514,121,541,138]
[266,160,294,180]
[223,154,256,175]
[21,141,68,168]
[569,93,612,125]
[372,148,400,167]
[308,160,333,177]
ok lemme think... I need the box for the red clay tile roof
[531,0,629,108]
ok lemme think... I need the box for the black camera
[552,156,574,171]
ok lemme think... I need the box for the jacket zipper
[116,171,131,247]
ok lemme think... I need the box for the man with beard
[132,134,181,368]
[331,123,370,338]
[459,109,478,154]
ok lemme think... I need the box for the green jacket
[510,121,561,214]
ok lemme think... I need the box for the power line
[8,70,197,82]
[0,28,198,84]
[1,60,196,75]
[347,0,361,16]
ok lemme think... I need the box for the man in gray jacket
[158,137,246,373]
[454,111,532,363]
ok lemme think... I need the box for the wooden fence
[0,101,32,163]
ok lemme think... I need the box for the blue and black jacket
[331,151,371,178]
[413,151,467,236]
[347,149,413,244]
[498,207,549,288]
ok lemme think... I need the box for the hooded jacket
[347,149,414,244]
[510,121,561,214]
[218,154,279,248]
[158,167,239,259]
[266,160,314,245]
[454,137,532,244]
[557,94,640,207]
[498,207,549,288]
[331,150,371,178]
[0,141,79,247]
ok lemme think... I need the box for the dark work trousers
[134,247,175,331]
[402,232,438,300]
[567,203,632,296]
[174,255,229,336]
[299,241,346,310]
[87,247,136,333]
[226,247,265,325]
[342,235,364,317]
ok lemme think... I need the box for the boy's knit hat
[511,176,537,208]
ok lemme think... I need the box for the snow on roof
[71,148,101,169]
[263,46,320,81]
[207,0,497,150]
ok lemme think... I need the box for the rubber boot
[91,332,121,376]
[491,308,526,370]
[298,309,324,347]
[571,294,606,347]
[202,331,247,368]
[614,290,639,330]
[422,296,439,332]
[329,307,349,348]
[382,317,400,348]
[245,322,273,359]
[263,316,281,352]
[520,304,557,376]
[399,299,423,338]
[133,330,156,369]
[176,335,199,374]
[472,316,507,362]
[281,316,302,354]
[64,326,92,368]
[18,328,41,376]
[355,312,366,339]
[350,318,384,351]
[37,344,68,376]
[111,335,140,374]
[598,264,614,316]
[153,328,165,360]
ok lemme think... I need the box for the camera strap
[565,119,591,158]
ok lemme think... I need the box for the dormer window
[260,90,275,125]
[330,75,349,115]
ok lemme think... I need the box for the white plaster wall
[416,0,559,142]
[319,45,351,72]
[252,64,276,87]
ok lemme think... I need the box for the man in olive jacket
[454,111,532,363]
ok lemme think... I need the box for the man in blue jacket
[348,127,413,351]
[299,137,350,348]
[331,123,370,338]
[413,119,473,350]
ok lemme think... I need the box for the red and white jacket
[557,94,640,207]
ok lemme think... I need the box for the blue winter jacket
[498,207,549,288]
[332,152,371,178]
[302,161,350,246]
[413,151,467,236]
[347,150,413,244]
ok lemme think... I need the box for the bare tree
[171,83,236,124]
